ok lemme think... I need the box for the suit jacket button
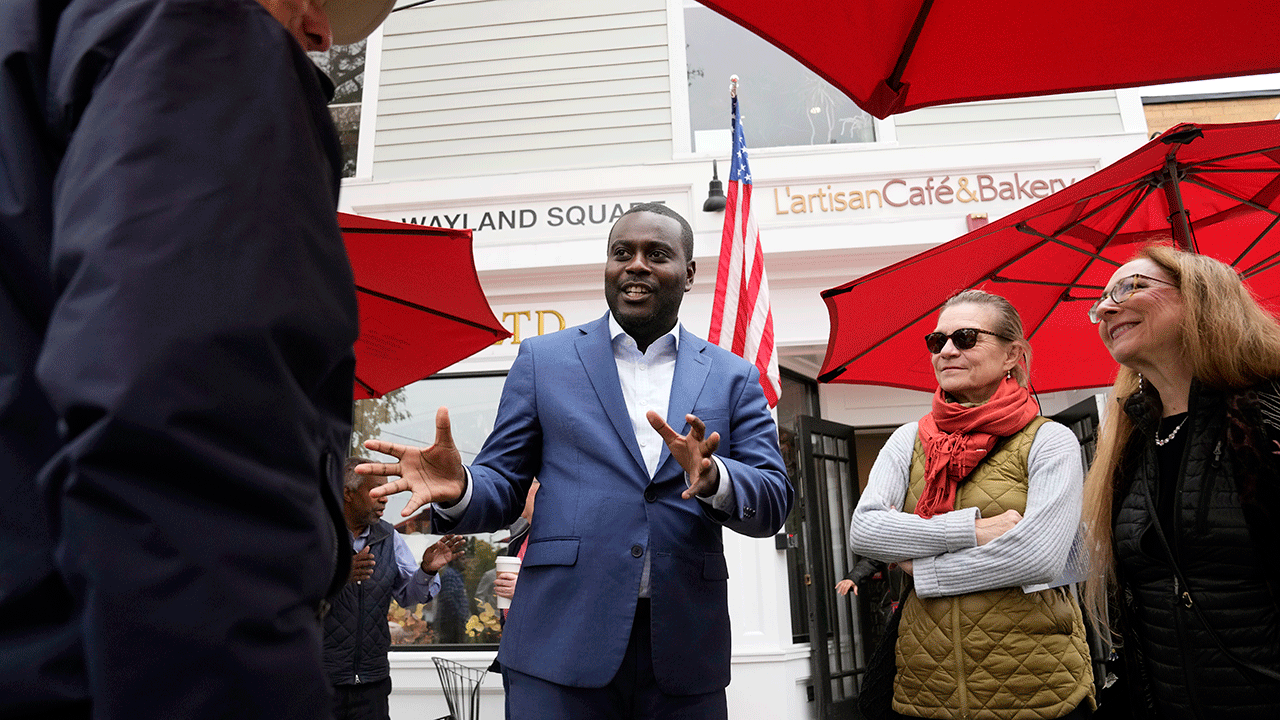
[743,507,756,518]
[644,488,656,503]
[631,544,644,558]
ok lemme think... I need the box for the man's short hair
[617,203,694,262]
[344,456,372,492]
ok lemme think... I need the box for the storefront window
[351,373,511,648]
[310,41,366,178]
[683,2,876,153]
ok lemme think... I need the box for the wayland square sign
[358,165,1099,243]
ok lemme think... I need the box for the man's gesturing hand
[420,534,465,574]
[646,411,721,500]
[358,407,467,516]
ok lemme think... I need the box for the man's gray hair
[344,456,372,492]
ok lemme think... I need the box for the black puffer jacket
[1112,380,1280,719]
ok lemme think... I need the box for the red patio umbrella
[341,212,510,399]
[818,120,1280,393]
[700,1,1280,119]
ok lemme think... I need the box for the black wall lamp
[702,159,727,212]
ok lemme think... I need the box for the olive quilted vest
[893,417,1095,719]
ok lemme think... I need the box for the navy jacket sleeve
[704,358,793,538]
[23,1,358,718]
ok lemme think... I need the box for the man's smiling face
[604,211,694,351]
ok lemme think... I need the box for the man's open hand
[646,411,721,500]
[420,534,465,574]
[357,407,467,516]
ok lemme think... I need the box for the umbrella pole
[1160,157,1197,253]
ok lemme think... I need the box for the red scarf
[914,377,1039,518]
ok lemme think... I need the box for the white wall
[374,0,672,180]
[893,91,1127,145]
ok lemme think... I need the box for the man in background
[0,0,397,717]
[327,458,464,720]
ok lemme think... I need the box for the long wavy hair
[1080,243,1280,641]
[942,289,1033,388]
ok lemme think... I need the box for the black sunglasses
[924,327,1012,354]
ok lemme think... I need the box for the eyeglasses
[1088,274,1177,324]
[924,328,1012,354]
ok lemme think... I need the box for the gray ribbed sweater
[848,420,1083,598]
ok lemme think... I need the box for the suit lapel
[576,313,648,474]
[658,327,712,475]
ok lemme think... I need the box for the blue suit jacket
[434,313,792,694]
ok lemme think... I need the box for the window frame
[666,0,897,160]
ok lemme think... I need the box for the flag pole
[707,75,781,408]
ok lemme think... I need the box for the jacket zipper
[1168,391,1203,717]
[952,598,968,717]
[1195,440,1222,531]
[353,546,363,684]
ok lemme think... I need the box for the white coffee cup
[493,555,522,610]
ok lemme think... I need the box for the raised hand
[646,411,721,500]
[358,407,467,516]
[420,534,465,574]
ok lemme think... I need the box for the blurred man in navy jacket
[358,204,794,719]
[0,0,396,717]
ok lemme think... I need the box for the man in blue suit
[358,203,793,719]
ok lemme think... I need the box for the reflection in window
[351,373,512,648]
[684,2,875,152]
[310,40,366,178]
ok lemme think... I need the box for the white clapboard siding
[893,92,1126,145]
[373,0,671,181]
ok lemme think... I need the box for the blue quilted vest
[323,520,398,685]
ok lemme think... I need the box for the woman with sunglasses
[850,289,1095,720]
[1082,245,1280,720]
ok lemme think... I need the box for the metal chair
[432,656,488,720]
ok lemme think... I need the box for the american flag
[707,87,781,408]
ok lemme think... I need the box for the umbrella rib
[1038,182,1152,245]
[1239,216,1280,277]
[1007,226,1127,340]
[1180,176,1280,218]
[1191,167,1280,174]
[988,276,1105,291]
[885,0,937,92]
[1180,144,1280,169]
[341,226,460,237]
[1040,182,1160,257]
[355,285,504,334]
[354,375,378,396]
[1012,225,1123,267]
[1243,254,1280,280]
